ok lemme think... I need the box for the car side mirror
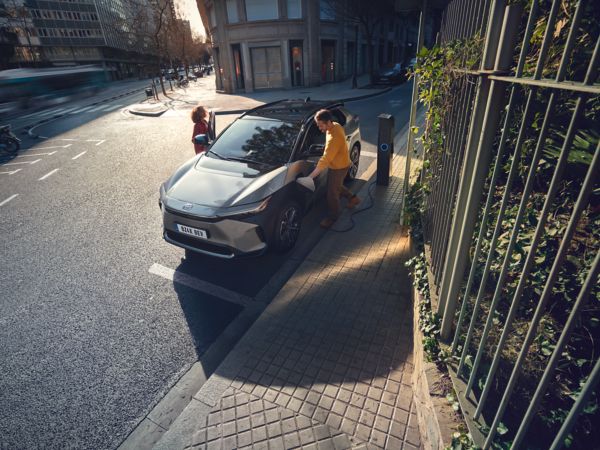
[194,134,209,145]
[306,144,324,157]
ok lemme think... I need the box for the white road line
[0,169,22,175]
[72,151,86,160]
[18,151,57,157]
[149,263,252,307]
[0,194,18,206]
[95,140,105,146]
[39,107,70,116]
[34,144,72,150]
[88,104,109,112]
[38,169,59,180]
[70,106,95,114]
[2,159,40,166]
[101,104,123,112]
[55,107,80,115]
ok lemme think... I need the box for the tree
[322,0,396,84]
[0,0,38,68]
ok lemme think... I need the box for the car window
[331,108,346,126]
[210,117,301,166]
[302,123,325,152]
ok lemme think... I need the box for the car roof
[241,99,343,124]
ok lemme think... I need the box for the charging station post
[376,114,395,186]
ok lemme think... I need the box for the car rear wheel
[346,143,360,181]
[272,200,302,252]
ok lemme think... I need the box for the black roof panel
[242,99,341,123]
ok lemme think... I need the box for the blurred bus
[0,65,109,116]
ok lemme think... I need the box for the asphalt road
[0,81,412,449]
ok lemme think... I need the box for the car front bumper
[162,205,268,259]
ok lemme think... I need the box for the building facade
[201,0,421,94]
[1,0,156,78]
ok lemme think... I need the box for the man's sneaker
[347,196,361,209]
[320,217,336,229]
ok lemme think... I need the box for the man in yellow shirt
[308,109,360,228]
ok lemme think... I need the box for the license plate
[177,224,208,239]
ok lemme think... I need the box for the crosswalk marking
[72,151,86,160]
[70,106,95,114]
[101,104,123,112]
[0,169,22,175]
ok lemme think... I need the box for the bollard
[376,113,395,186]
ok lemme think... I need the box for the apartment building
[200,0,423,94]
[1,0,154,77]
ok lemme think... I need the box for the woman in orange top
[191,105,210,154]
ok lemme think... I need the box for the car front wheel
[271,200,302,252]
[346,143,360,181]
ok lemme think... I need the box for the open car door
[209,110,216,141]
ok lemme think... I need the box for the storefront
[250,45,283,90]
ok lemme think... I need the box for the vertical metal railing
[411,0,600,448]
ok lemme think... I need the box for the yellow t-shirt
[317,122,351,170]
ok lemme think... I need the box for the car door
[296,121,327,195]
[208,110,216,141]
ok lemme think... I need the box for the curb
[128,108,167,117]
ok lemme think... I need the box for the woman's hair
[191,105,208,123]
[315,109,333,123]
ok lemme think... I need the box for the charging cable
[329,180,378,233]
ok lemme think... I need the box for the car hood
[165,155,288,210]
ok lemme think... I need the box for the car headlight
[218,196,272,219]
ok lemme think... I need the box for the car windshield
[209,117,301,166]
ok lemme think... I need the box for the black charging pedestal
[376,114,395,186]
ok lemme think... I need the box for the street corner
[127,102,168,117]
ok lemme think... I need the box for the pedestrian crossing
[21,103,124,120]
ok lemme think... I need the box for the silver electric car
[159,99,362,259]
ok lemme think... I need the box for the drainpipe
[399,0,427,227]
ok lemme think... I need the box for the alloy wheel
[279,205,300,247]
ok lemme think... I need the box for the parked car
[159,100,362,259]
[373,63,406,85]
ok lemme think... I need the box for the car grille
[165,230,235,257]
[165,206,221,223]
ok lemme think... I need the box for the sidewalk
[149,123,421,449]
[128,74,392,117]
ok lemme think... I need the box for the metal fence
[409,0,600,448]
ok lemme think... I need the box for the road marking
[94,140,105,146]
[72,151,86,160]
[2,159,40,166]
[0,169,22,175]
[101,104,123,112]
[34,144,72,150]
[70,106,95,114]
[18,151,57,157]
[88,104,110,112]
[56,107,80,115]
[39,169,59,180]
[149,263,252,307]
[0,194,18,206]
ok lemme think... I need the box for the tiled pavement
[155,125,422,450]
